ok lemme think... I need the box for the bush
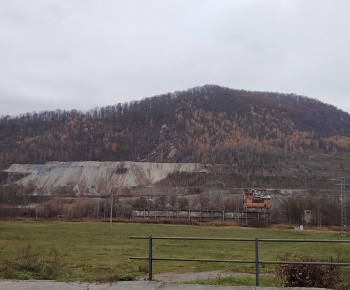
[277,255,340,289]
[138,264,148,273]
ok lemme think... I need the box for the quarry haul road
[0,280,331,290]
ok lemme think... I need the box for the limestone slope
[5,162,208,196]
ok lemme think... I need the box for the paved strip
[0,280,331,290]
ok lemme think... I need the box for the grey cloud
[1,0,349,116]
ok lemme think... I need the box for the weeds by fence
[0,245,64,280]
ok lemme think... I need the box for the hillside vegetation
[1,85,350,173]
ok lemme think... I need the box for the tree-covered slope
[1,85,350,171]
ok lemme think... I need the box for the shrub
[277,255,341,289]
[138,264,148,273]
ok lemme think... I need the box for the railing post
[148,235,153,281]
[255,237,259,286]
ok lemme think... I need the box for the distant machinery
[303,210,312,226]
[243,188,271,212]
[243,188,271,223]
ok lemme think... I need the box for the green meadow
[0,221,349,284]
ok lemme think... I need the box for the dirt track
[140,271,273,283]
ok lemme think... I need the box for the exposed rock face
[146,124,179,162]
[4,162,209,196]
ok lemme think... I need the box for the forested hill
[1,84,350,171]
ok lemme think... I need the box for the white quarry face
[5,161,209,196]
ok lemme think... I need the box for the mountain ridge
[1,85,350,172]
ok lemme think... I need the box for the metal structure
[132,209,244,221]
[130,236,350,286]
[341,177,348,236]
[243,188,271,212]
[243,188,271,224]
[110,188,113,228]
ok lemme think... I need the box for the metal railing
[129,236,350,286]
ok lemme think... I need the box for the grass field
[0,221,350,284]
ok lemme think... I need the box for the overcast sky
[1,0,349,117]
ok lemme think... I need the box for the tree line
[0,188,346,228]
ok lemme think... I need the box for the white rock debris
[5,161,208,196]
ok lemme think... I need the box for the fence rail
[129,236,350,286]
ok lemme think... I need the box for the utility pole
[341,177,348,236]
[110,188,113,228]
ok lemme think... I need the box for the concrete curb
[0,280,331,290]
